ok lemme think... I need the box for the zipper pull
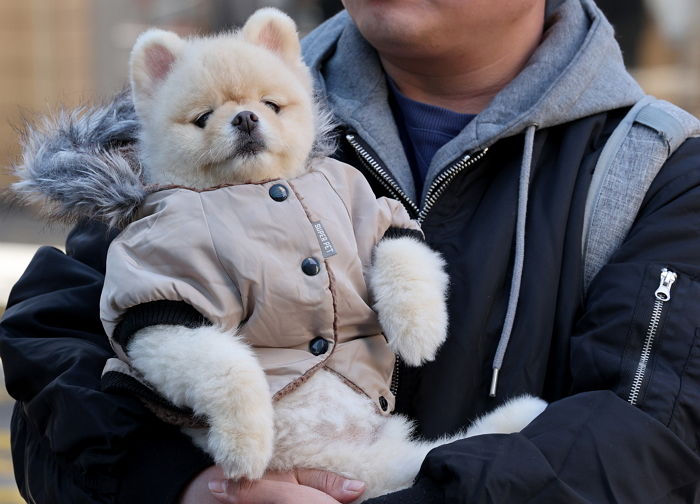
[654,268,677,302]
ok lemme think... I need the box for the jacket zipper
[417,149,489,223]
[628,268,677,405]
[346,133,487,399]
[345,133,488,224]
[390,358,400,397]
[345,134,420,216]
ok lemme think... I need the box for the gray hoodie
[301,0,644,206]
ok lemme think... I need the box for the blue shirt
[387,79,475,196]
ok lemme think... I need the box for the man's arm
[365,138,700,503]
[0,221,212,503]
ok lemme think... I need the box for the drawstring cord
[489,124,537,397]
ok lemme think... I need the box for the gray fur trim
[10,87,336,229]
[10,89,145,229]
[309,93,338,159]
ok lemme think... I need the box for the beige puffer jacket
[100,157,421,417]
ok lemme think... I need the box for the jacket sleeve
[318,158,423,241]
[102,190,244,351]
[365,138,700,503]
[0,221,212,504]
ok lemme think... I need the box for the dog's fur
[13,8,547,501]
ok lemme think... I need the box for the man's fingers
[208,479,234,502]
[209,478,342,503]
[294,468,366,503]
[206,468,366,504]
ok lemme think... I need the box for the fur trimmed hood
[9,88,336,229]
[10,89,145,229]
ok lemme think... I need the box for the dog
[13,8,547,501]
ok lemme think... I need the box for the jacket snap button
[379,396,388,411]
[301,257,321,276]
[309,337,329,355]
[269,184,288,202]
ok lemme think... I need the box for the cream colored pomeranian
[95,8,547,501]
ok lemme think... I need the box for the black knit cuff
[363,478,444,504]
[113,300,211,348]
[381,227,425,242]
[101,370,204,426]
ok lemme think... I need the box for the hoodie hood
[302,0,645,204]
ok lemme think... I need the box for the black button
[301,257,321,276]
[379,396,389,411]
[269,184,288,202]
[309,337,329,356]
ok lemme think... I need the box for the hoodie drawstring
[489,125,537,397]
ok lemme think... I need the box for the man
[3,0,700,502]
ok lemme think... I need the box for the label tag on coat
[312,221,337,258]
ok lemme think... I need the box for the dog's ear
[130,29,185,114]
[242,8,301,65]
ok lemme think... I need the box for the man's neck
[379,7,545,114]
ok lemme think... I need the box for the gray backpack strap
[582,96,700,292]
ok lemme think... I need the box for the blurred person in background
[3,0,700,503]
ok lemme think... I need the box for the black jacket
[3,106,700,502]
[294,2,700,500]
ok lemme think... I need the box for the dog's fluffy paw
[208,417,274,480]
[369,236,449,366]
[129,324,277,480]
[197,332,275,480]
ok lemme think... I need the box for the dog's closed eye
[263,100,280,114]
[193,111,213,128]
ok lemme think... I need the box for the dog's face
[130,9,316,189]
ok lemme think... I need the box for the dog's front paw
[208,415,274,480]
[203,351,275,480]
[369,236,449,366]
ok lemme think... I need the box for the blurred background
[0,0,699,501]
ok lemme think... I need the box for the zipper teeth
[628,268,677,406]
[346,134,419,214]
[390,357,400,396]
[418,148,489,223]
[628,298,664,405]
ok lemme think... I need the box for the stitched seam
[275,179,341,398]
[618,265,654,398]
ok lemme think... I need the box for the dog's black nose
[232,111,259,134]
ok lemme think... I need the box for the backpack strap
[582,96,700,292]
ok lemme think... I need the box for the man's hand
[180,465,366,504]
